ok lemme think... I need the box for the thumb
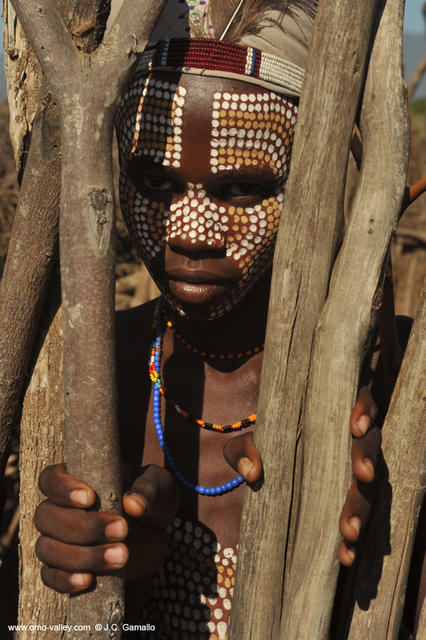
[223,432,263,485]
[123,464,180,528]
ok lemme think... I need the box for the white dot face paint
[210,91,295,176]
[118,75,187,168]
[117,74,298,320]
[206,91,297,317]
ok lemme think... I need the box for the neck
[164,270,271,357]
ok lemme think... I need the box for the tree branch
[106,0,163,56]
[279,0,409,636]
[0,87,61,478]
[8,1,166,635]
[9,0,78,86]
[343,280,425,639]
[93,0,166,103]
[228,1,384,638]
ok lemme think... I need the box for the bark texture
[229,1,409,639]
[342,280,425,639]
[279,0,409,637]
[8,1,166,636]
[18,277,67,640]
[1,0,42,177]
[0,0,112,480]
[0,90,61,476]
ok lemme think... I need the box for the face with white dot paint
[116,72,297,320]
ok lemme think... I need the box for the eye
[213,179,276,203]
[224,183,264,198]
[138,175,178,192]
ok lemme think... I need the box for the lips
[165,268,235,286]
[165,267,237,305]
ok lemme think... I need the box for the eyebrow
[213,165,284,182]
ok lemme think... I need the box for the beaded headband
[135,38,304,98]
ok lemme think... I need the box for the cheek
[119,173,169,262]
[225,193,283,275]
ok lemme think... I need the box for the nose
[166,184,229,255]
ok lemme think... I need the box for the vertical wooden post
[229,0,410,638]
[279,0,409,636]
[8,0,165,636]
[229,2,382,637]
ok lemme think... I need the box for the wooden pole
[341,280,425,639]
[229,0,409,638]
[279,0,408,636]
[0,0,112,496]
[2,4,118,633]
[8,1,165,636]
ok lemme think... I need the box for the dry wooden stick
[0,0,114,501]
[279,0,409,637]
[350,132,426,216]
[342,278,425,639]
[8,0,165,635]
[0,90,61,480]
[228,2,383,639]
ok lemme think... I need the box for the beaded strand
[163,303,264,361]
[151,307,245,495]
[149,344,256,433]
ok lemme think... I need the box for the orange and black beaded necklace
[149,298,257,433]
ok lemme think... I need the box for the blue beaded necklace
[151,301,245,496]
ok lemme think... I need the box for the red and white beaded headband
[135,38,304,98]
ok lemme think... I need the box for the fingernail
[349,517,360,536]
[104,546,126,567]
[70,573,90,588]
[70,489,90,507]
[127,492,147,514]
[347,547,356,563]
[105,520,126,540]
[357,415,370,435]
[237,457,254,479]
[364,458,374,472]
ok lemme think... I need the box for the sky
[404,0,425,33]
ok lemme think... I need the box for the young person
[34,2,384,637]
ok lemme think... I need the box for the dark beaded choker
[163,302,264,361]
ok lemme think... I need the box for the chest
[119,343,261,549]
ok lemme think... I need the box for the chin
[162,287,242,322]
[142,245,274,321]
[159,275,266,322]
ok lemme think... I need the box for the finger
[338,540,357,567]
[35,501,128,544]
[350,386,378,438]
[40,565,93,594]
[351,425,381,483]
[36,536,128,573]
[123,464,180,528]
[38,463,96,508]
[223,432,262,483]
[339,480,372,541]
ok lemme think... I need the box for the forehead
[118,73,297,174]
